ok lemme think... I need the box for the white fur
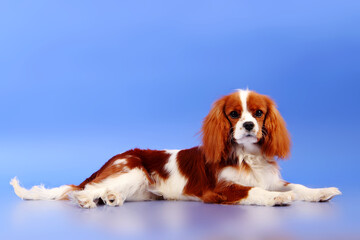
[219,146,282,191]
[281,183,342,202]
[70,168,154,208]
[219,145,341,204]
[70,150,197,208]
[234,89,258,144]
[240,187,294,206]
[10,177,72,200]
[152,150,197,201]
[113,158,127,166]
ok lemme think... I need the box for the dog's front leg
[240,187,295,206]
[273,181,341,202]
[202,183,294,206]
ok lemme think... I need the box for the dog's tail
[10,177,79,201]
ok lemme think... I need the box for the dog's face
[225,90,268,144]
[201,89,291,163]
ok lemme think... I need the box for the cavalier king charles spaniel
[11,89,341,208]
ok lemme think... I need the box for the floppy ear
[261,97,291,159]
[201,96,231,164]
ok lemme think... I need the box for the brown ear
[261,97,291,159]
[201,96,231,163]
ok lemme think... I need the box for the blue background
[1,1,360,239]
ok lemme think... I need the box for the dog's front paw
[318,187,342,202]
[297,187,342,202]
[272,192,295,206]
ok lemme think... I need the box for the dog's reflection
[11,199,339,239]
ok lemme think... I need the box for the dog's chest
[219,153,281,190]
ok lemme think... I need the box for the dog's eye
[254,110,263,117]
[229,111,240,119]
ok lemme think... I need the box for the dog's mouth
[244,132,257,138]
[234,134,258,144]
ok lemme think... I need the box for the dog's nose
[243,121,255,131]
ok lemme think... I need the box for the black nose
[243,121,255,131]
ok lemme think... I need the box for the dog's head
[201,89,291,163]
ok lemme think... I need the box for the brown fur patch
[247,91,269,139]
[177,147,218,197]
[177,147,252,203]
[202,181,251,204]
[78,149,171,188]
[248,91,291,159]
[201,92,243,164]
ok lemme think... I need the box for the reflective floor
[1,190,359,240]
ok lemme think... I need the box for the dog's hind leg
[70,167,154,208]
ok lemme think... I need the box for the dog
[11,89,341,208]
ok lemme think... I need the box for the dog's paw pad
[102,191,124,206]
